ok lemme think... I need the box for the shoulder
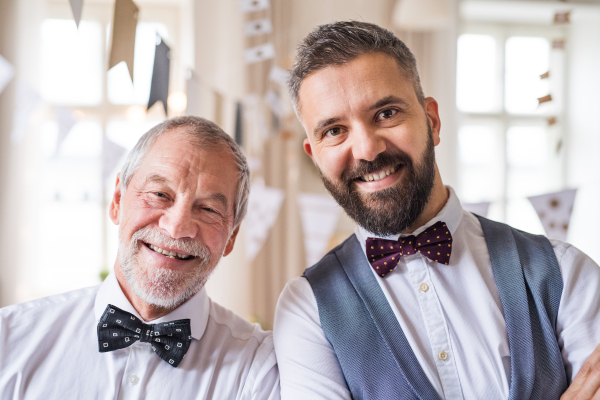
[206,297,272,347]
[0,285,98,325]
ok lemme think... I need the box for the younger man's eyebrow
[313,117,342,138]
[368,95,409,111]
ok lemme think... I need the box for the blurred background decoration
[1,0,599,329]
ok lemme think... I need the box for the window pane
[506,126,546,167]
[505,36,550,114]
[40,19,103,105]
[457,125,503,202]
[457,34,500,113]
[107,23,169,105]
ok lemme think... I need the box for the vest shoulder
[304,234,358,275]
[474,214,552,246]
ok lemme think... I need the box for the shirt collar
[355,186,464,243]
[94,271,209,340]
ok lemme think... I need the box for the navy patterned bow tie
[97,304,192,368]
[366,221,453,277]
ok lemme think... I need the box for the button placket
[407,256,464,400]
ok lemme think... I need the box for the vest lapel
[336,235,441,400]
[477,216,536,400]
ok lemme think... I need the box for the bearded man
[0,117,279,399]
[274,21,600,400]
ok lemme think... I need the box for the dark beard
[320,126,436,236]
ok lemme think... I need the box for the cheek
[314,145,349,179]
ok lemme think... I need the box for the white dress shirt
[274,187,600,400]
[0,272,280,400]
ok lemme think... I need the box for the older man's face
[110,129,239,309]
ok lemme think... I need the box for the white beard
[118,225,213,310]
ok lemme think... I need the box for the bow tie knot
[97,304,192,367]
[366,221,453,277]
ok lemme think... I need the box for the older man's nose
[159,202,197,239]
[351,125,386,162]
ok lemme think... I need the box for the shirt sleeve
[554,240,600,380]
[273,277,351,400]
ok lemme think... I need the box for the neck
[403,167,448,234]
[113,259,173,322]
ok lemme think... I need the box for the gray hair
[120,116,250,228]
[288,21,425,115]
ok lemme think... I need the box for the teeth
[148,244,191,260]
[362,166,397,182]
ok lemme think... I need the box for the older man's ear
[109,173,122,225]
[222,226,240,257]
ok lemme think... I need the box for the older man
[274,21,600,400]
[0,116,279,399]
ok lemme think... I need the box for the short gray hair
[288,21,425,115]
[120,116,250,228]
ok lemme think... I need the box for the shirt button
[129,375,139,385]
[419,283,429,292]
[438,351,448,361]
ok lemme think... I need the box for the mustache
[130,226,210,259]
[340,151,413,184]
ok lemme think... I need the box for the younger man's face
[298,52,441,235]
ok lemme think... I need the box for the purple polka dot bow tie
[366,221,453,277]
[97,304,192,368]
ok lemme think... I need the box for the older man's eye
[377,109,397,121]
[324,127,341,137]
[154,192,167,198]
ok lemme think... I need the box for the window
[17,1,181,302]
[456,22,567,234]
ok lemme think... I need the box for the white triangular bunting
[244,179,284,262]
[244,43,275,64]
[528,188,577,241]
[462,202,491,218]
[298,193,342,267]
[0,53,15,95]
[103,136,127,183]
[54,107,76,156]
[11,78,42,143]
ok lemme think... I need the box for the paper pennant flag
[528,189,577,241]
[244,179,284,262]
[540,71,550,79]
[244,18,273,37]
[538,94,552,105]
[185,70,201,116]
[552,39,566,49]
[235,101,243,145]
[269,65,289,87]
[264,90,282,118]
[0,53,15,95]
[462,202,491,218]
[239,0,270,13]
[69,0,84,28]
[553,11,571,24]
[148,36,170,115]
[244,43,275,64]
[54,107,76,156]
[298,193,342,268]
[11,79,42,143]
[108,0,139,82]
[103,135,127,183]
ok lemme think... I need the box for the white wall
[565,5,600,262]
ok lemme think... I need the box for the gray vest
[304,215,567,400]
